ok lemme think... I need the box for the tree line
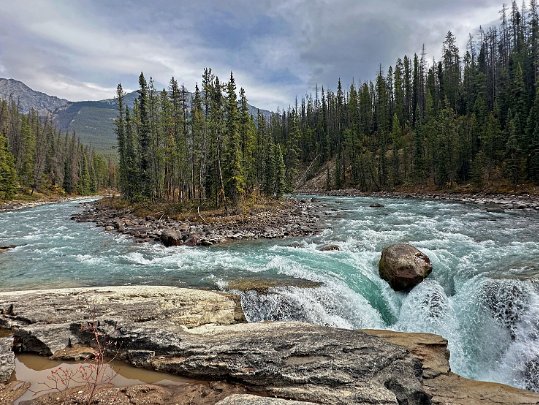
[116,0,539,207]
[0,99,115,200]
[115,70,286,207]
[271,0,539,190]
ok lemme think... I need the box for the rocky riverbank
[71,198,322,247]
[301,188,539,210]
[1,286,539,404]
[0,195,105,213]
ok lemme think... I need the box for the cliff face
[0,286,538,404]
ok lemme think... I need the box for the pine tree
[137,72,152,199]
[115,84,127,195]
[525,86,539,181]
[0,133,17,199]
[275,144,286,197]
[506,115,522,185]
[224,72,245,206]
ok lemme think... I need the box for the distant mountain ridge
[0,78,69,115]
[0,78,273,156]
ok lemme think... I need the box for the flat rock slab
[0,286,244,330]
[141,322,428,404]
[363,330,450,379]
[0,286,244,356]
[423,373,539,405]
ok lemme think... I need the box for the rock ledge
[0,286,538,404]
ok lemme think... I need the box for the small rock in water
[485,205,505,213]
[379,243,432,291]
[0,245,16,254]
[317,243,340,251]
[369,203,385,208]
[287,242,304,248]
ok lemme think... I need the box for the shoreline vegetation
[110,1,539,214]
[1,184,538,214]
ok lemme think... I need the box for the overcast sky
[0,0,503,110]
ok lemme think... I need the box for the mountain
[0,78,69,115]
[0,78,273,156]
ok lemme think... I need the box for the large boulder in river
[160,229,182,246]
[379,244,432,291]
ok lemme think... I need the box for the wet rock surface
[71,199,322,247]
[317,243,341,251]
[379,244,433,291]
[1,286,539,404]
[0,287,428,404]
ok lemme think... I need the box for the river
[0,196,538,391]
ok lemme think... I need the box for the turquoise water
[1,196,538,390]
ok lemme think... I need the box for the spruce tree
[137,72,152,200]
[0,133,17,199]
[275,144,286,198]
[224,72,245,206]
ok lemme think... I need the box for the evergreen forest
[115,1,538,207]
[0,99,115,200]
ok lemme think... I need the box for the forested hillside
[279,1,539,191]
[0,99,115,200]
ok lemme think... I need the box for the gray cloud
[0,0,503,110]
